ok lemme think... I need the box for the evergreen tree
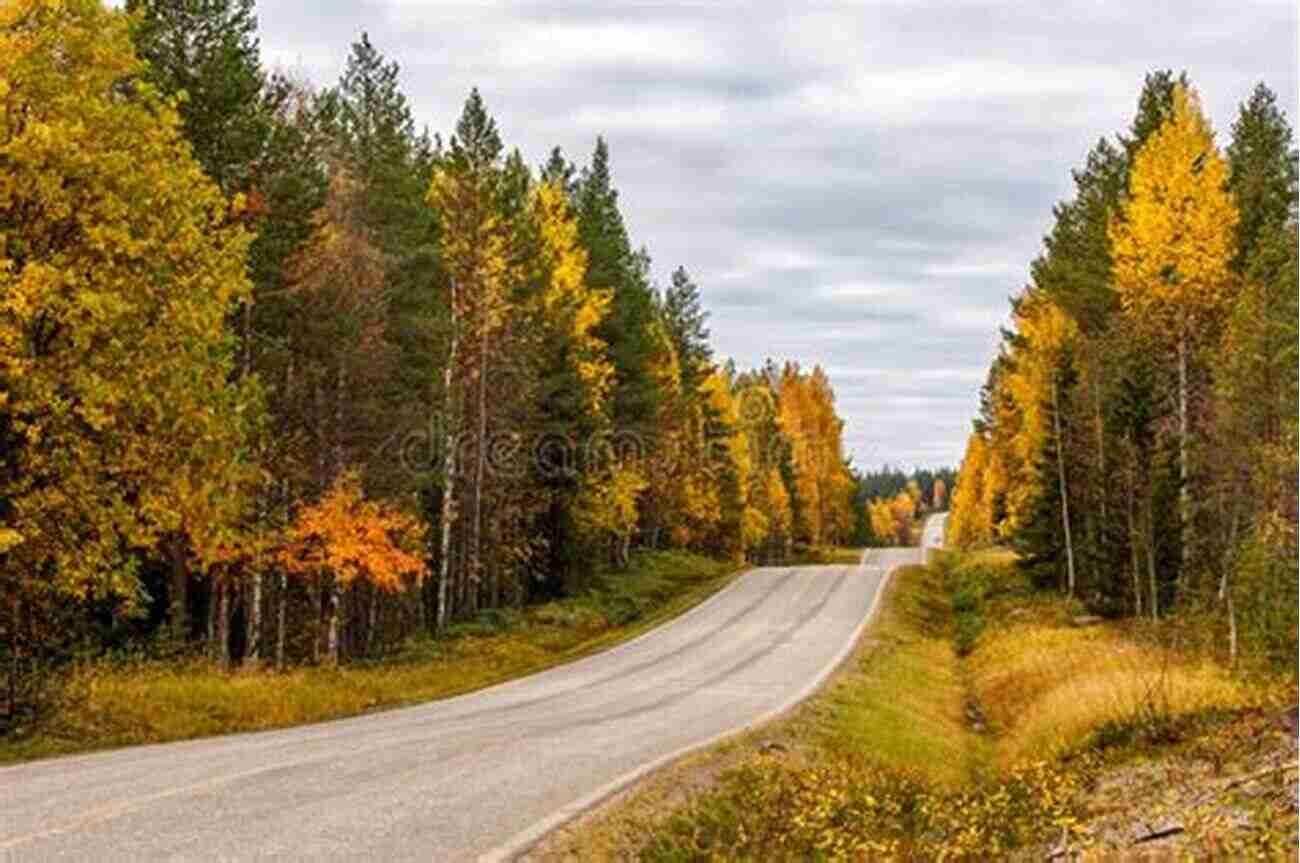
[126,0,268,196]
[662,266,714,393]
[575,138,663,434]
[1226,83,1299,273]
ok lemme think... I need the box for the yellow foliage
[868,491,915,545]
[531,180,614,417]
[0,0,260,606]
[1110,83,1239,335]
[573,461,648,551]
[947,432,995,549]
[777,364,852,546]
[1001,294,1078,533]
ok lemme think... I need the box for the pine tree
[126,0,268,196]
[662,266,714,392]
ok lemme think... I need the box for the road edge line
[477,548,903,863]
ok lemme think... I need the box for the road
[2,543,928,862]
[921,511,947,557]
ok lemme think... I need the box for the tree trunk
[1146,491,1159,621]
[168,536,188,643]
[470,326,489,617]
[416,572,427,635]
[367,588,378,655]
[1177,324,1191,588]
[1052,377,1076,599]
[216,576,231,671]
[276,571,287,671]
[1219,503,1241,602]
[326,577,340,666]
[206,576,217,652]
[7,596,19,720]
[246,571,262,668]
[1226,593,1237,666]
[335,358,346,475]
[310,574,321,664]
[1127,461,1143,617]
[1094,374,1107,526]
[437,280,460,636]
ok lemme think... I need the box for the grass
[938,548,1254,767]
[969,618,1249,768]
[0,549,744,764]
[812,562,990,787]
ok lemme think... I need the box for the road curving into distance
[2,523,940,862]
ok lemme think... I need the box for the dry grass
[1,550,743,764]
[970,622,1248,766]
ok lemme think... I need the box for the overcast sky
[254,1,1296,470]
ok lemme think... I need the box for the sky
[252,0,1297,470]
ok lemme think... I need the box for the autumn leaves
[0,0,859,679]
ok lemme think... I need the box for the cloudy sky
[255,1,1296,469]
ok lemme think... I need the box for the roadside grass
[0,550,743,764]
[943,549,1255,767]
[533,558,1036,862]
[812,563,990,787]
[970,623,1248,766]
[627,560,1087,862]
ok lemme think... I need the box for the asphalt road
[922,512,947,556]
[2,543,926,862]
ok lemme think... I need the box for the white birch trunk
[1052,377,1076,598]
[437,278,460,635]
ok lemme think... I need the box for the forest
[851,465,954,547]
[947,71,1298,668]
[0,0,863,698]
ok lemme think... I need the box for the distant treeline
[851,466,955,547]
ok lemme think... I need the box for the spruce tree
[1226,83,1299,273]
[126,0,268,196]
[662,266,714,393]
[575,138,663,434]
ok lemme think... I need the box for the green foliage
[126,0,267,196]
[576,138,663,433]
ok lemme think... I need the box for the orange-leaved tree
[279,474,428,664]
